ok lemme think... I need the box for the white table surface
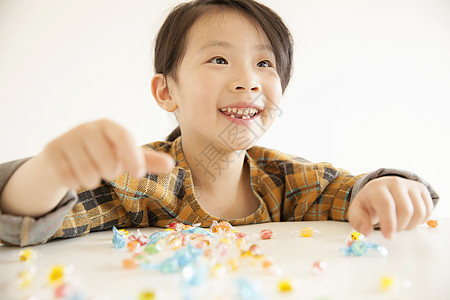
[1,219,449,300]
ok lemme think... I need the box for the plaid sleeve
[50,183,130,240]
[248,146,437,223]
[276,157,364,222]
[247,146,363,222]
[301,164,364,221]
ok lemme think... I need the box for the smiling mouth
[218,107,262,120]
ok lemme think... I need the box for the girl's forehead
[187,10,270,48]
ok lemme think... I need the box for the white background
[0,0,449,216]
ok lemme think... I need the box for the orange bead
[218,221,232,232]
[211,225,220,233]
[127,240,139,252]
[262,259,274,269]
[122,258,138,269]
[227,258,241,272]
[249,244,262,255]
[426,219,439,228]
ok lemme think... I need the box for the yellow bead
[380,275,394,291]
[227,258,240,272]
[138,291,155,300]
[300,227,313,237]
[278,278,293,292]
[169,237,182,250]
[118,229,129,236]
[18,270,34,288]
[19,249,34,262]
[220,238,230,244]
[240,250,252,258]
[212,263,226,277]
[48,265,66,286]
[351,231,362,241]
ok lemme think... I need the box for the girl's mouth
[218,107,262,120]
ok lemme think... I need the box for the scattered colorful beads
[260,229,273,240]
[111,221,277,294]
[426,219,439,228]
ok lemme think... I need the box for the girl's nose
[229,69,261,93]
[234,83,260,92]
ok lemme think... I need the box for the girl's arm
[0,119,174,218]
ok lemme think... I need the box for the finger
[143,150,175,174]
[348,198,374,237]
[405,190,427,230]
[389,185,413,232]
[45,146,79,190]
[63,141,101,189]
[82,126,121,180]
[422,189,434,222]
[101,120,145,178]
[371,187,397,239]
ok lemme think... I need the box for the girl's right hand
[39,119,175,190]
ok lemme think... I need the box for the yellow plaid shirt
[0,136,439,246]
[52,136,363,240]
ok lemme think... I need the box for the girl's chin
[215,136,261,152]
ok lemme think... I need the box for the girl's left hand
[348,176,433,239]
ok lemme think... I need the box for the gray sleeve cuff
[0,191,78,246]
[350,168,439,207]
[0,158,78,246]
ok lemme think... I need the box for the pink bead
[54,283,74,298]
[260,229,273,240]
[235,232,247,238]
[312,260,326,272]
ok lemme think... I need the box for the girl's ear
[151,74,178,112]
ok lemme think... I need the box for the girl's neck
[181,137,247,193]
[180,136,260,219]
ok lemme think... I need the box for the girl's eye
[257,60,272,68]
[209,57,228,65]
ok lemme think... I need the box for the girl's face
[168,10,283,151]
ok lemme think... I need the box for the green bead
[144,243,160,255]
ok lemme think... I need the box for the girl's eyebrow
[199,40,273,54]
[199,40,233,52]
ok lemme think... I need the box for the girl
[0,0,438,246]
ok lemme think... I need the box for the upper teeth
[219,107,261,120]
[220,107,259,115]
